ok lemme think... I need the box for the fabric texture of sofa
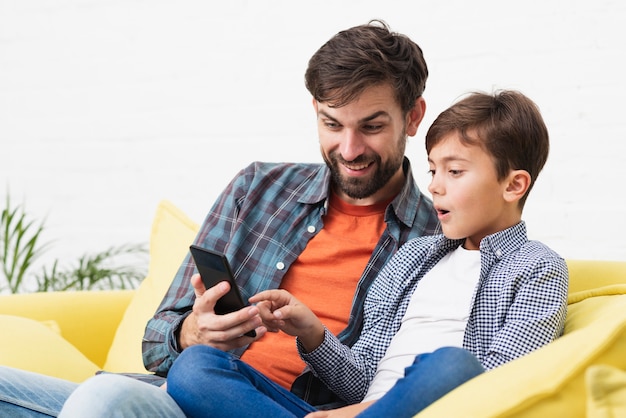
[0,199,624,417]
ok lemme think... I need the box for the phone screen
[189,245,256,337]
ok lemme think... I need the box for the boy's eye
[449,170,463,176]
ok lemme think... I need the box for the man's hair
[305,19,428,114]
[426,90,549,208]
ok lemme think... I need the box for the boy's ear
[503,170,531,203]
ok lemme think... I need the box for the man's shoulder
[234,161,329,204]
[241,161,327,178]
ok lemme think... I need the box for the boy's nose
[428,175,443,195]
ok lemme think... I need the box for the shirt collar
[479,221,528,259]
[297,164,331,205]
[435,221,529,260]
[389,158,427,228]
[296,157,429,230]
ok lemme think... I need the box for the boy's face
[427,132,516,250]
[315,83,424,205]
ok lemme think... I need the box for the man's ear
[312,97,319,113]
[504,170,531,203]
[406,97,426,137]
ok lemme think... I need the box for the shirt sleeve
[297,243,424,404]
[141,166,249,375]
[478,253,569,370]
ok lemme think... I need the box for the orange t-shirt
[240,193,389,389]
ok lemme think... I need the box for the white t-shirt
[363,246,481,402]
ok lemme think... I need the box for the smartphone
[189,245,256,338]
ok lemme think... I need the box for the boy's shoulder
[514,239,566,266]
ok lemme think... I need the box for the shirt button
[307,225,316,233]
[276,262,285,270]
[495,249,503,258]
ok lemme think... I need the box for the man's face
[315,84,423,205]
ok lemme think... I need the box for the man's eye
[363,124,382,132]
[449,170,463,176]
[428,169,436,177]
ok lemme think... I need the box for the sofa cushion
[103,200,199,373]
[0,315,100,383]
[417,285,626,417]
[0,289,135,368]
[586,364,626,418]
[567,260,626,294]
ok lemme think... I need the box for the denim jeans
[167,345,317,418]
[0,366,185,418]
[59,374,185,417]
[167,345,485,418]
[357,346,485,417]
[0,367,77,417]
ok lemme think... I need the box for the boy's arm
[297,244,422,404]
[306,401,373,417]
[479,254,569,369]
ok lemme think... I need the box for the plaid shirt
[142,158,439,384]
[299,222,569,404]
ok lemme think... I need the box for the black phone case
[189,245,256,337]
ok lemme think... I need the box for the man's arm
[141,167,250,375]
[141,161,327,375]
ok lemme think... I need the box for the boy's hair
[305,19,428,114]
[425,90,549,208]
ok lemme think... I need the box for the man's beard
[323,136,406,200]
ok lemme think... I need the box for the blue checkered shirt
[299,221,569,403]
[142,158,439,377]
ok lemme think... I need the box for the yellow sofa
[0,200,199,382]
[0,200,625,417]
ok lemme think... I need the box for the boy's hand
[250,289,325,352]
[305,401,372,417]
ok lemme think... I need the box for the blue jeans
[167,345,485,418]
[357,347,485,417]
[0,367,77,417]
[0,366,185,418]
[167,345,317,418]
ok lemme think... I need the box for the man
[0,20,438,417]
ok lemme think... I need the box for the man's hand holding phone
[177,274,265,352]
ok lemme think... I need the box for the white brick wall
[1,0,624,281]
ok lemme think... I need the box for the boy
[167,90,570,417]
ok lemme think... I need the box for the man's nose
[338,130,366,161]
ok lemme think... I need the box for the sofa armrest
[0,290,135,367]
